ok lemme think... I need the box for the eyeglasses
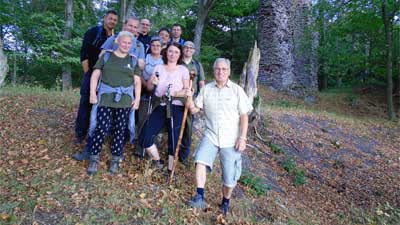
[141,23,150,26]
[184,46,194,50]
[214,68,229,72]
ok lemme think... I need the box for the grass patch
[282,157,306,186]
[268,143,283,154]
[239,171,270,196]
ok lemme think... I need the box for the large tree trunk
[240,41,260,107]
[120,0,127,23]
[0,37,8,87]
[62,0,73,91]
[382,0,397,120]
[193,0,215,57]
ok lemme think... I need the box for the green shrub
[240,171,270,196]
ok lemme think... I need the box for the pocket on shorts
[233,156,242,182]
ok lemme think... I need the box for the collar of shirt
[212,79,233,88]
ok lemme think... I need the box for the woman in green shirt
[86,31,141,175]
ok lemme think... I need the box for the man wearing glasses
[187,58,253,216]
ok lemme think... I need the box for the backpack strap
[91,25,104,46]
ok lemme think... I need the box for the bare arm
[89,69,101,104]
[235,114,249,152]
[82,59,89,74]
[132,75,141,109]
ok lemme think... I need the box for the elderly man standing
[73,10,118,160]
[187,58,253,216]
[179,41,205,165]
[138,18,152,52]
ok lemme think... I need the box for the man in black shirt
[138,18,152,53]
[73,10,118,161]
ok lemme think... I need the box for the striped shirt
[195,80,253,148]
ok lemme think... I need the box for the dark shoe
[87,155,100,175]
[72,147,90,161]
[220,202,230,216]
[109,156,123,174]
[188,194,205,210]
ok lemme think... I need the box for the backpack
[102,50,137,69]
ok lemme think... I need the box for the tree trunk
[193,0,215,57]
[120,0,127,23]
[382,0,396,120]
[0,37,8,87]
[62,0,73,91]
[240,41,260,106]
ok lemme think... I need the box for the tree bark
[382,0,397,120]
[0,37,8,87]
[193,0,215,57]
[62,0,73,91]
[240,41,260,106]
[120,0,127,23]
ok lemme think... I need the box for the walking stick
[169,75,194,185]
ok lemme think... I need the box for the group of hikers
[71,10,253,216]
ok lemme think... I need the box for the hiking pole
[169,76,194,185]
[140,72,159,158]
[165,84,175,163]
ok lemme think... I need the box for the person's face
[159,30,170,44]
[183,44,195,58]
[167,45,181,63]
[171,26,182,39]
[124,19,139,36]
[104,13,118,30]
[150,40,162,55]
[117,36,132,54]
[213,61,230,84]
[140,19,151,34]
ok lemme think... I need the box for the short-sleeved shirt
[153,64,189,106]
[183,59,205,95]
[195,80,253,148]
[143,54,163,81]
[101,36,145,60]
[94,53,140,108]
[80,26,112,71]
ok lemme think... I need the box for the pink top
[153,64,190,106]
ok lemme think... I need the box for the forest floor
[0,85,399,225]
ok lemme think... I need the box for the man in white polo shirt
[187,58,253,216]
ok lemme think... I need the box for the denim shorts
[194,136,242,188]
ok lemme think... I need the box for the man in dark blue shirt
[73,10,118,161]
[170,23,185,46]
[138,18,152,53]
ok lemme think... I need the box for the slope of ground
[0,85,399,224]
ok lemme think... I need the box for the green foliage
[239,171,270,196]
[282,157,306,186]
[268,142,283,154]
[282,157,296,174]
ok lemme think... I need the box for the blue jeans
[75,71,92,140]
